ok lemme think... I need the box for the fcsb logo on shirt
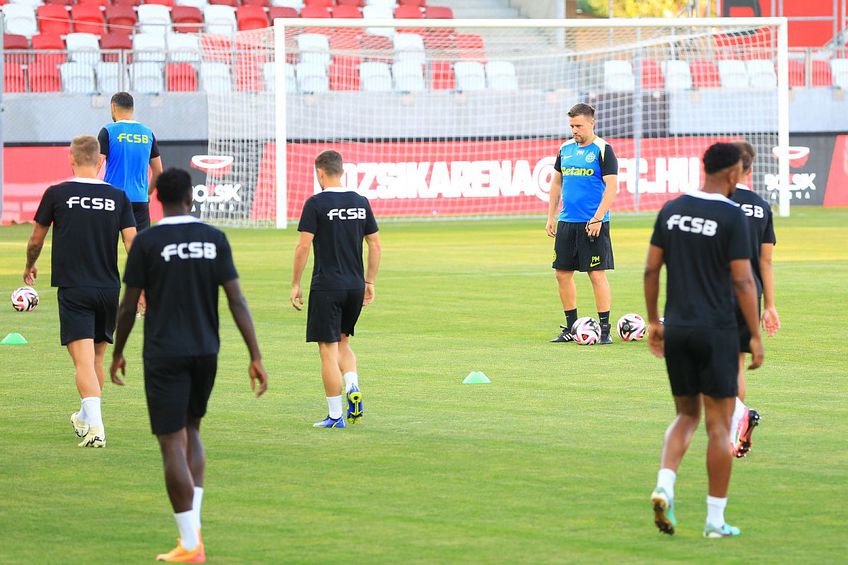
[66,196,116,210]
[116,133,150,144]
[161,242,218,262]
[666,214,718,236]
[327,208,366,220]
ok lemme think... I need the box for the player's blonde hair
[70,135,101,167]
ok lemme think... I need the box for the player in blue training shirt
[98,92,164,231]
[546,103,619,344]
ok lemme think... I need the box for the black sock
[598,311,610,326]
[565,309,578,329]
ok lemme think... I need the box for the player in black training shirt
[291,150,381,428]
[644,143,764,539]
[729,141,780,458]
[109,168,268,562]
[24,135,136,448]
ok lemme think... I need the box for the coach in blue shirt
[98,92,164,231]
[546,103,619,344]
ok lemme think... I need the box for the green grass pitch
[0,208,846,563]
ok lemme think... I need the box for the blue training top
[98,121,160,203]
[553,137,618,223]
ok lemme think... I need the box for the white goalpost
[199,17,789,228]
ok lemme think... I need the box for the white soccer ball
[572,317,601,345]
[11,286,39,312]
[617,313,647,341]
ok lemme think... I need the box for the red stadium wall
[730,0,843,47]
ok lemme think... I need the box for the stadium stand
[96,61,129,92]
[66,32,101,65]
[138,4,172,35]
[454,61,485,91]
[204,5,237,34]
[60,61,97,94]
[430,60,455,90]
[830,59,848,89]
[131,61,165,93]
[295,60,329,92]
[172,6,204,33]
[133,32,166,61]
[2,4,39,38]
[359,61,392,91]
[70,4,106,35]
[236,5,269,31]
[486,60,518,90]
[662,59,693,90]
[392,60,425,92]
[106,5,138,33]
[4,63,28,93]
[167,32,201,62]
[603,60,636,92]
[36,4,72,36]
[100,32,133,61]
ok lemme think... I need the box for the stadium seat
[171,6,203,33]
[425,6,453,18]
[70,5,106,35]
[332,5,361,17]
[394,5,422,19]
[398,0,425,5]
[297,32,330,67]
[811,60,832,87]
[296,60,328,92]
[329,55,359,90]
[4,63,27,92]
[105,5,137,33]
[689,59,720,88]
[175,0,208,8]
[746,59,776,88]
[393,32,424,66]
[360,33,392,63]
[359,61,391,91]
[304,0,332,6]
[100,32,133,61]
[29,62,62,91]
[2,4,39,38]
[66,32,100,65]
[4,33,29,49]
[270,0,303,9]
[830,59,848,89]
[662,59,692,90]
[146,0,176,6]
[236,5,268,31]
[60,61,97,94]
[204,5,237,34]
[455,33,485,62]
[6,0,43,8]
[36,4,71,35]
[392,60,424,92]
[300,5,330,17]
[362,5,393,37]
[603,60,635,92]
[261,61,296,91]
[430,60,454,90]
[486,61,517,91]
[269,6,298,20]
[717,59,749,89]
[166,32,200,62]
[453,61,485,91]
[43,0,74,5]
[96,61,129,93]
[364,0,394,7]
[138,4,172,36]
[640,59,664,90]
[113,0,142,6]
[787,58,805,88]
[78,0,110,6]
[133,32,166,61]
[166,62,198,90]
[337,0,364,5]
[209,0,238,5]
[200,61,232,92]
[31,33,66,66]
[330,30,360,51]
[242,0,270,5]
[130,61,164,93]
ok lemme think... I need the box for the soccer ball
[617,313,647,341]
[572,317,601,345]
[11,286,39,312]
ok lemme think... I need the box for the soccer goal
[198,17,789,228]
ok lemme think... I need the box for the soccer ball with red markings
[11,286,39,312]
[572,317,601,345]
[617,313,647,341]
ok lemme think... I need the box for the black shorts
[144,355,217,435]
[132,202,150,231]
[306,288,365,343]
[57,286,119,346]
[664,326,739,398]
[736,293,762,354]
[552,221,614,272]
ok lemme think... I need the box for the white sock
[81,397,102,429]
[730,397,747,443]
[706,495,727,527]
[656,468,676,499]
[327,395,343,420]
[174,510,199,550]
[343,371,359,392]
[78,399,87,422]
[193,487,204,530]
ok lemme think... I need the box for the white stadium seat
[363,5,394,37]
[454,61,486,92]
[262,62,296,92]
[662,59,693,90]
[270,0,303,9]
[138,4,172,36]
[133,33,167,62]
[486,61,518,91]
[130,62,165,94]
[8,0,43,8]
[603,60,635,92]
[365,0,395,7]
[60,62,97,94]
[96,62,129,94]
[296,61,329,93]
[717,59,749,89]
[175,0,209,8]
[1,4,38,38]
[393,33,425,66]
[359,61,392,92]
[297,33,331,68]
[829,58,848,89]
[166,33,201,63]
[204,5,237,35]
[746,59,777,88]
[200,62,233,93]
[66,33,101,66]
[392,61,424,92]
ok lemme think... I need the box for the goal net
[199,17,789,228]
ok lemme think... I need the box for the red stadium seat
[4,33,29,50]
[360,33,392,63]
[430,60,454,90]
[301,5,331,18]
[32,33,66,66]
[100,31,132,61]
[241,0,270,6]
[269,6,298,20]
[425,6,453,18]
[4,63,27,92]
[787,59,805,87]
[112,0,142,5]
[209,0,239,5]
[172,6,203,33]
[43,0,74,5]
[234,58,263,92]
[332,5,362,18]
[105,5,137,33]
[336,0,363,5]
[78,0,112,6]
[329,55,360,90]
[455,33,485,62]
[304,0,333,6]
[36,5,72,36]
[399,0,426,5]
[690,59,721,88]
[812,59,832,87]
[236,6,268,31]
[166,62,197,91]
[29,63,62,92]
[71,5,106,35]
[394,5,422,18]
[641,59,664,90]
[146,0,175,7]
[330,30,361,51]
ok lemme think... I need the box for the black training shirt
[650,191,751,329]
[297,189,379,291]
[33,178,135,288]
[122,216,239,358]
[730,184,776,293]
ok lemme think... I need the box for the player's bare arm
[363,232,382,306]
[291,231,313,311]
[24,223,50,285]
[588,174,618,238]
[643,243,664,359]
[730,259,763,370]
[546,171,562,237]
[759,242,780,336]
[148,156,164,196]
[223,278,268,397]
[110,286,143,386]
[121,227,137,253]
